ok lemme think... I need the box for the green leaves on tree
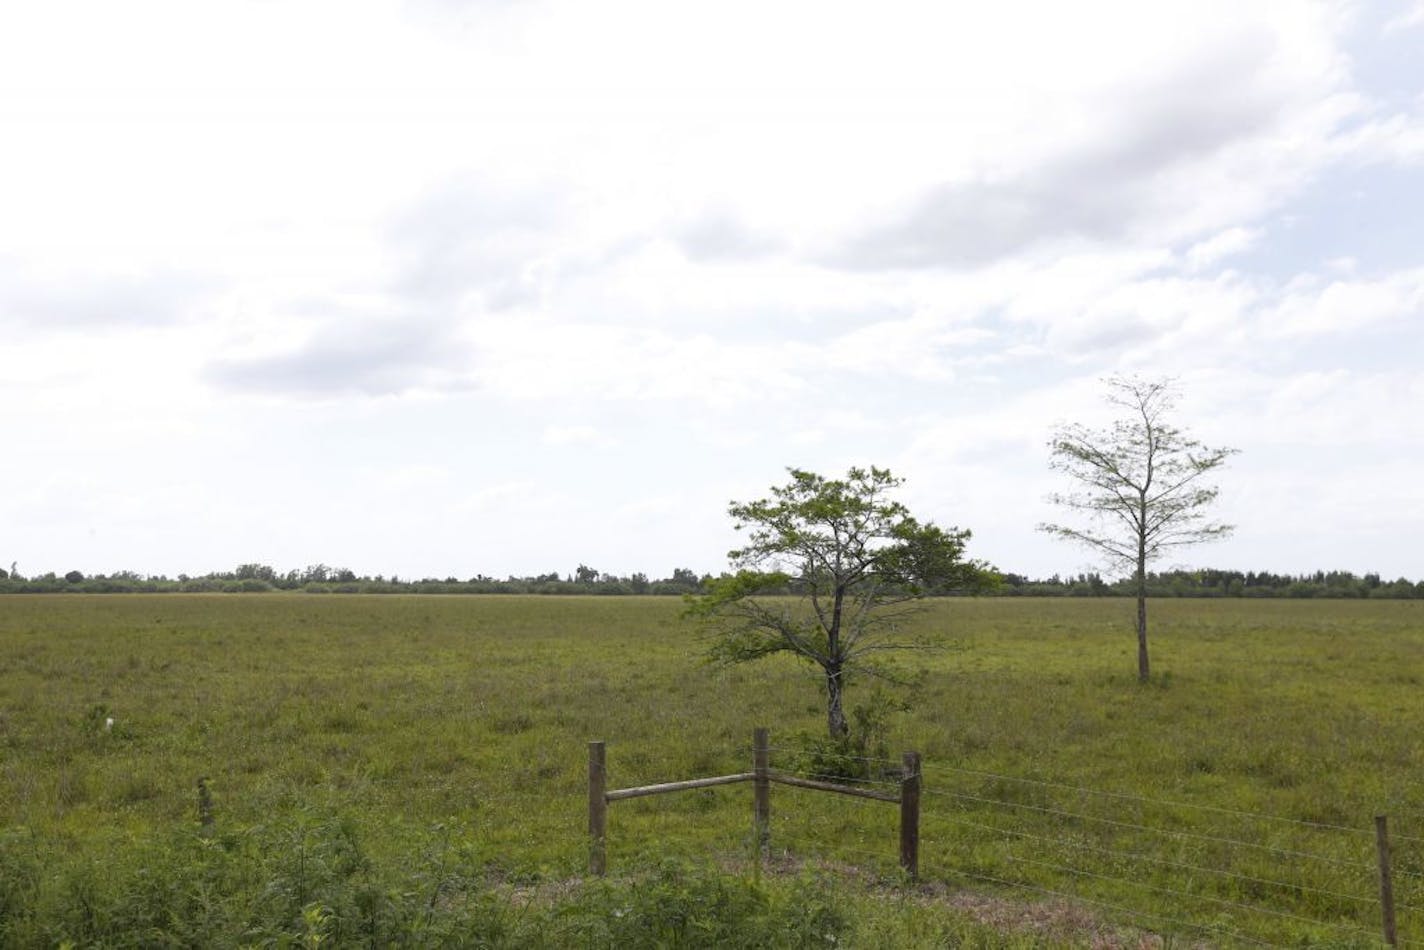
[688,466,993,738]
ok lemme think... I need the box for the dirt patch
[915,882,1173,948]
[486,855,1222,948]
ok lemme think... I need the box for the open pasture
[1,594,1422,946]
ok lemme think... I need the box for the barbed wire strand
[533,825,1423,950]
[763,746,1424,843]
[768,837,1292,950]
[921,788,1377,873]
[550,794,1422,939]
[919,761,1424,843]
[768,830,933,870]
[771,827,1381,935]
[553,761,1422,886]
[528,777,1418,877]
[932,812,1381,908]
[1000,849,1382,941]
[768,766,904,789]
[578,799,1424,900]
[514,818,1420,944]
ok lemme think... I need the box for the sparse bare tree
[1041,377,1237,681]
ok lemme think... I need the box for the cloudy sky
[2,0,1422,582]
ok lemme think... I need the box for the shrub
[547,860,847,949]
[787,687,909,783]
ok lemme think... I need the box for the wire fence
[153,738,1419,946]
[747,745,1421,947]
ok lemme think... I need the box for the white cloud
[1262,268,1424,337]
[457,481,555,515]
[1383,1,1424,33]
[1328,111,1424,165]
[2,0,1422,579]
[542,425,612,447]
[371,464,452,490]
[1184,228,1263,271]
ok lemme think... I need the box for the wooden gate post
[899,751,921,879]
[1376,814,1397,947]
[753,727,770,860]
[589,741,607,876]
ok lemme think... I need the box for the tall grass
[1,595,1421,944]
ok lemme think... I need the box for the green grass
[1,595,1421,946]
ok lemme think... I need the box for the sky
[2,0,1422,582]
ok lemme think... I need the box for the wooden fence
[587,726,920,878]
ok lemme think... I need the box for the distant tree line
[0,562,895,597]
[0,563,1419,599]
[0,563,712,596]
[997,568,1424,600]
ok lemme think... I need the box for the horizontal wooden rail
[589,729,920,878]
[771,772,901,803]
[606,772,755,801]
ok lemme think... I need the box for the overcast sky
[2,0,1422,582]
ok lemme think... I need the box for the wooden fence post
[753,727,770,860]
[1376,814,1397,947]
[589,733,919,878]
[589,741,607,876]
[900,750,920,879]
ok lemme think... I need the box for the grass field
[1,594,1422,946]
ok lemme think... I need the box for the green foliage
[723,468,984,594]
[692,571,796,664]
[992,567,1424,599]
[691,467,990,737]
[0,825,1053,948]
[0,564,718,596]
[0,818,512,948]
[549,860,846,948]
[4,558,1421,599]
[787,687,911,783]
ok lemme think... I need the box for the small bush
[548,860,847,949]
[788,688,909,783]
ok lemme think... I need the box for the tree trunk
[826,666,849,738]
[1135,559,1149,682]
[1135,485,1150,681]
[825,586,849,738]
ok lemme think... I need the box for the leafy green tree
[1041,376,1236,681]
[235,563,277,583]
[689,466,991,738]
[301,564,331,585]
